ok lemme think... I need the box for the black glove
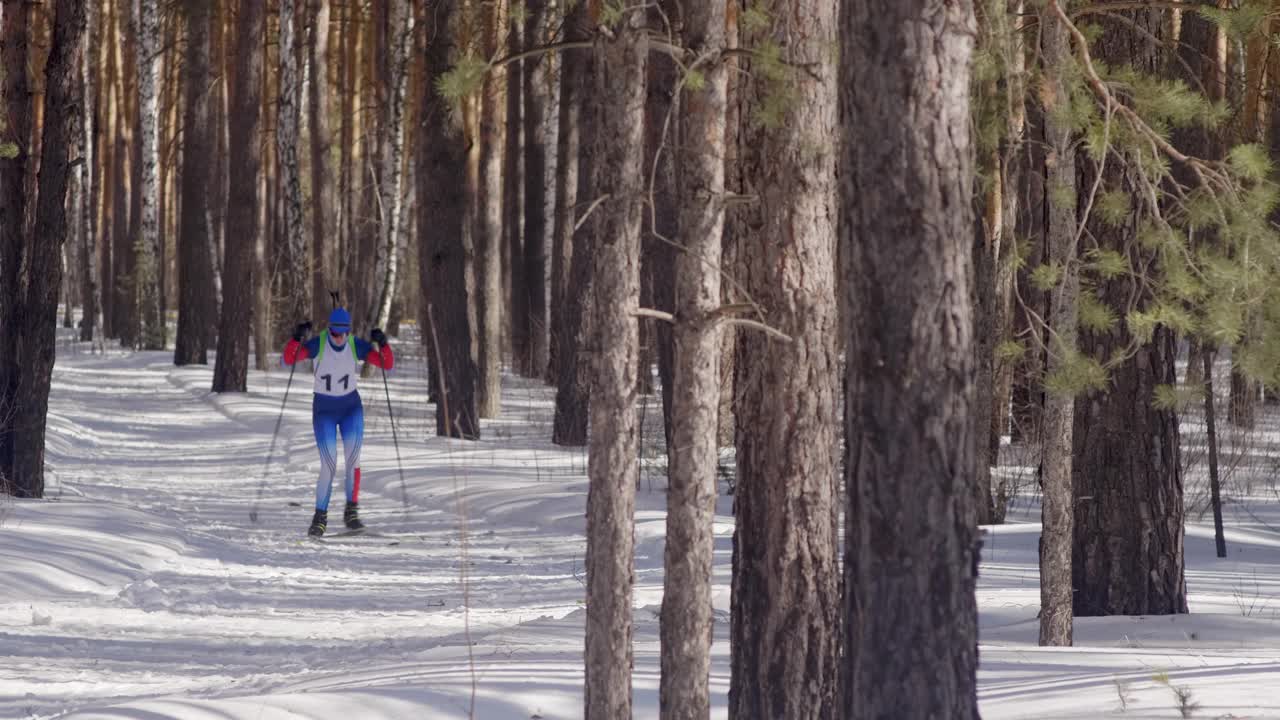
[292,321,312,342]
[370,328,388,346]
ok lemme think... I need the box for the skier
[282,307,394,537]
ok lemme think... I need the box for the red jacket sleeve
[366,343,394,370]
[283,339,310,365]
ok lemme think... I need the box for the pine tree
[212,0,265,393]
[731,1,840,716]
[1038,1,1078,647]
[583,4,648,717]
[841,0,981,715]
[660,1,727,715]
[175,0,217,366]
[0,0,31,495]
[5,0,88,497]
[420,0,480,440]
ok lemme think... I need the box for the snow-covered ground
[4,330,1280,719]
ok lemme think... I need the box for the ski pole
[380,362,410,509]
[250,359,298,523]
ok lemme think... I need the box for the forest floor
[3,326,1280,719]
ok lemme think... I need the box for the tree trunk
[1038,4,1077,647]
[475,0,506,418]
[731,1,840,717]
[369,0,412,333]
[1184,336,1205,386]
[506,17,530,377]
[1229,364,1257,429]
[115,1,139,346]
[277,0,310,340]
[212,0,265,393]
[840,0,980,716]
[9,0,87,497]
[583,11,647,718]
[548,19,576,387]
[523,0,551,379]
[137,0,164,350]
[175,0,216,365]
[1072,10,1187,619]
[420,0,479,440]
[1203,346,1227,558]
[308,0,332,323]
[660,1,725,716]
[0,0,31,495]
[643,1,679,459]
[80,0,102,346]
[552,4,594,447]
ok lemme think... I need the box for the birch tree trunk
[80,0,102,346]
[308,0,332,322]
[731,1,840,716]
[584,9,647,719]
[212,0,264,393]
[1038,2,1077,647]
[136,0,164,350]
[369,0,413,332]
[841,0,981,715]
[277,0,309,338]
[175,0,216,365]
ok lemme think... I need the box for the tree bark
[506,15,530,377]
[137,0,164,350]
[523,0,551,379]
[1229,364,1257,429]
[731,1,840,717]
[175,0,217,365]
[420,0,479,440]
[9,0,88,497]
[474,0,506,418]
[583,10,647,719]
[551,3,594,446]
[548,16,576,387]
[1038,3,1077,647]
[1204,346,1227,558]
[80,0,102,345]
[1071,10,1187,619]
[308,0,332,323]
[643,1,679,460]
[212,0,265,393]
[0,0,31,494]
[277,0,310,340]
[841,0,981,716]
[660,2,725,717]
[369,0,412,333]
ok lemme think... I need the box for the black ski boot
[343,502,365,531]
[308,509,328,537]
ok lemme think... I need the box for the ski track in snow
[4,335,1280,718]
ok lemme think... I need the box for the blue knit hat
[328,307,351,333]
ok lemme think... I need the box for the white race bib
[313,331,359,397]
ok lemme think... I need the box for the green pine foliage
[1002,5,1280,400]
[436,53,490,104]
